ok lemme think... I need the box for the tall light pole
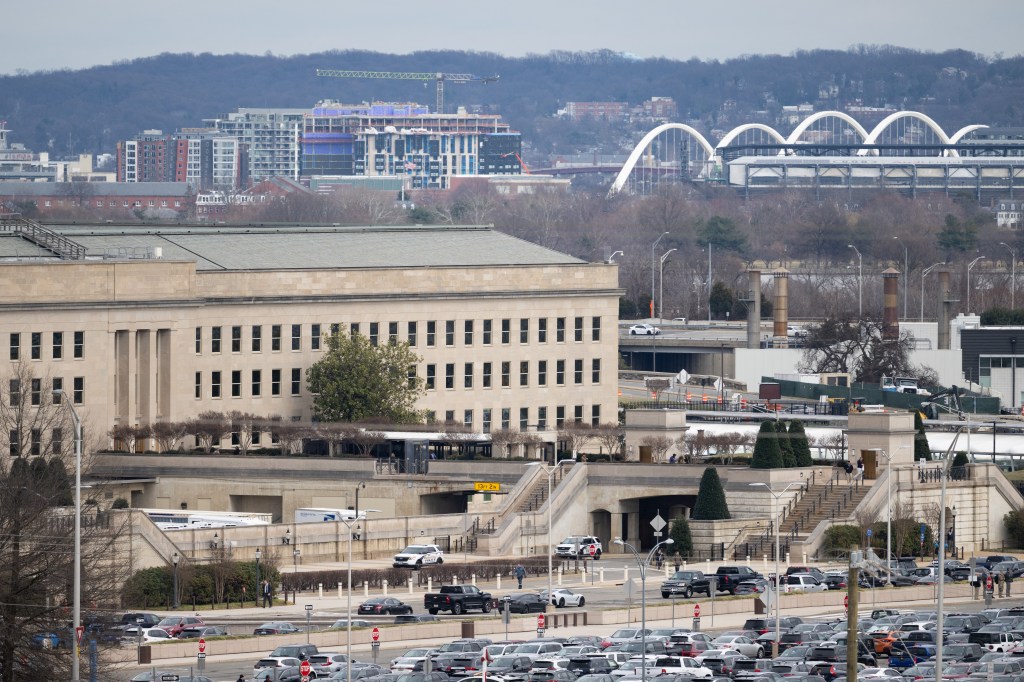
[1001,242,1016,310]
[921,262,945,321]
[54,388,82,682]
[751,482,800,658]
[172,552,179,609]
[659,248,677,321]
[614,537,674,682]
[894,236,908,319]
[848,244,863,318]
[607,250,623,264]
[707,243,713,324]
[935,429,965,682]
[878,446,911,584]
[526,460,572,611]
[651,232,669,320]
[255,548,262,607]
[342,511,374,682]
[967,256,986,313]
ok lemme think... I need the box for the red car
[154,615,205,638]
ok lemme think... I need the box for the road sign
[474,482,500,492]
[300,661,312,677]
[987,574,994,590]
[198,638,206,654]
[866,528,872,538]
[650,514,667,533]
[844,595,849,610]
[161,676,179,682]
[589,544,597,556]
[537,613,546,629]
[197,653,206,660]
[694,604,701,618]
[372,627,380,642]
[75,625,85,645]
[305,604,314,612]
[301,677,310,682]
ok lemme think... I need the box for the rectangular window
[73,331,84,359]
[445,363,455,389]
[483,319,492,345]
[9,333,18,360]
[9,379,19,406]
[291,324,301,351]
[556,317,566,343]
[51,428,62,455]
[538,406,548,430]
[211,371,221,398]
[350,322,360,337]
[592,404,601,427]
[330,323,340,337]
[369,322,379,346]
[231,370,241,397]
[271,325,282,351]
[464,320,474,346]
[592,316,601,341]
[574,317,584,342]
[538,318,548,343]
[388,322,398,344]
[8,429,17,456]
[30,332,41,360]
[426,321,436,347]
[574,359,584,385]
[482,362,492,388]
[30,378,40,406]
[211,327,222,353]
[231,326,242,353]
[72,377,83,404]
[407,365,417,389]
[519,361,529,387]
[195,371,201,399]
[519,407,529,431]
[30,429,40,457]
[574,405,584,423]
[538,360,547,386]
[592,358,601,383]
[501,361,511,387]
[556,360,565,386]
[483,408,492,432]
[520,319,529,344]
[445,410,455,423]
[252,370,262,397]
[426,364,436,390]
[408,321,417,347]
[463,409,473,428]
[252,326,262,352]
[52,378,62,404]
[311,324,322,351]
[501,408,511,430]
[464,362,473,389]
[271,369,281,396]
[556,405,565,427]
[52,332,63,360]
[501,319,511,344]
[291,368,301,396]
[445,320,455,346]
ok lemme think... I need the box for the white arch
[714,123,788,153]
[946,124,989,157]
[785,110,871,150]
[860,110,951,156]
[608,123,715,196]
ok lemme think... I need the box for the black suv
[566,657,614,676]
[662,570,711,598]
[270,644,319,661]
[714,566,763,594]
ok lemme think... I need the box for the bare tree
[228,411,260,456]
[108,424,138,453]
[593,422,624,457]
[437,420,476,459]
[558,422,593,458]
[188,411,231,453]
[640,434,674,462]
[267,416,307,455]
[342,425,388,457]
[813,431,847,462]
[151,420,189,453]
[489,429,518,459]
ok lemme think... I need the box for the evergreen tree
[777,421,796,467]
[668,517,694,558]
[789,420,814,467]
[692,467,731,520]
[913,411,932,461]
[751,420,783,469]
[952,452,969,468]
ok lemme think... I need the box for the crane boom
[315,69,499,113]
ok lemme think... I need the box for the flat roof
[46,224,587,271]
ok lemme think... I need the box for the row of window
[424,359,602,390]
[10,332,85,361]
[195,368,302,400]
[8,428,64,457]
[428,404,603,431]
[195,317,603,354]
[42,199,183,209]
[8,377,84,406]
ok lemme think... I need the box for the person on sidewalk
[237,675,245,682]
[514,563,526,589]
[262,579,272,607]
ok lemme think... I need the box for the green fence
[762,377,1001,415]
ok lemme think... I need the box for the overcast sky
[7,0,1023,75]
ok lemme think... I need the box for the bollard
[472,574,476,587]
[683,560,687,570]
[496,575,501,591]
[599,568,605,583]
[363,582,369,598]
[581,566,587,586]
[664,564,670,578]
[428,577,433,593]
[338,582,343,598]
[706,559,710,573]
[318,583,323,599]
[785,552,790,567]
[383,580,389,596]
[624,567,629,584]
[802,552,807,564]
[763,556,768,571]
[557,568,563,587]
[453,576,459,586]
[746,555,750,564]
[409,578,414,595]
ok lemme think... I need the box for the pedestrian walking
[514,563,526,589]
[262,579,272,607]
[237,675,246,682]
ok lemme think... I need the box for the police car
[392,544,445,569]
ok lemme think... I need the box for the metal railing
[0,213,87,260]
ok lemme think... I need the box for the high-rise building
[203,108,307,182]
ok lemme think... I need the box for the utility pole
[847,560,859,682]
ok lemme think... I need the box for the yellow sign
[474,482,500,492]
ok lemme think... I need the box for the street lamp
[293,547,301,574]
[967,256,986,313]
[341,511,375,682]
[172,552,179,609]
[659,248,677,321]
[615,537,674,682]
[921,262,945,321]
[894,236,908,319]
[255,548,262,607]
[750,482,801,657]
[526,459,573,612]
[651,232,669,320]
[878,446,911,584]
[353,481,366,518]
[935,428,966,682]
[848,244,863,318]
[1001,242,1016,310]
[607,250,623,264]
[54,388,82,682]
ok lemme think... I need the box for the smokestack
[938,269,952,350]
[773,268,790,349]
[883,267,899,340]
[745,269,762,349]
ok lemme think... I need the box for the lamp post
[659,248,677,321]
[651,232,669,320]
[54,388,82,682]
[607,250,623,264]
[894,236,908,319]
[341,511,374,682]
[750,482,801,658]
[935,428,965,682]
[878,446,911,584]
[967,256,986,313]
[354,481,366,518]
[921,262,945,321]
[950,506,957,559]
[848,244,863,318]
[1001,242,1016,310]
[293,547,300,574]
[707,243,713,324]
[172,552,179,609]
[614,537,674,682]
[526,460,572,612]
[255,548,262,607]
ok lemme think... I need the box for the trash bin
[461,620,475,638]
[138,645,151,664]
[692,617,700,632]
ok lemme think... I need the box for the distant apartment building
[995,198,1024,229]
[203,107,308,182]
[117,129,241,191]
[0,181,194,218]
[641,97,678,120]
[961,127,1024,157]
[564,101,630,122]
[0,124,55,182]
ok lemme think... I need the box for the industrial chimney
[882,267,899,340]
[744,269,762,349]
[773,268,789,349]
[938,269,952,350]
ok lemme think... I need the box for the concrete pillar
[938,269,952,350]
[883,268,899,340]
[773,269,790,349]
[745,269,762,349]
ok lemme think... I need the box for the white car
[787,325,809,338]
[392,544,444,569]
[391,648,437,672]
[540,588,586,608]
[629,323,661,335]
[782,574,828,593]
[710,635,765,658]
[139,628,173,644]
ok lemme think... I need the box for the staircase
[0,213,87,259]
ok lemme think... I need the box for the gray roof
[46,224,584,271]
[0,182,191,197]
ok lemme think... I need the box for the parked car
[331,619,374,629]
[140,628,174,644]
[254,621,302,635]
[254,657,304,673]
[712,635,765,658]
[736,579,771,595]
[393,544,445,569]
[555,536,603,559]
[120,612,161,629]
[310,653,351,677]
[629,324,661,336]
[269,644,319,661]
[662,570,711,598]
[153,615,205,638]
[178,626,228,639]
[358,597,414,615]
[394,614,440,624]
[502,593,549,614]
[782,575,828,593]
[540,588,586,608]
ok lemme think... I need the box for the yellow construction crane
[315,69,499,114]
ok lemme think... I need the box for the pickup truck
[662,570,711,598]
[714,566,763,595]
[424,585,493,615]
